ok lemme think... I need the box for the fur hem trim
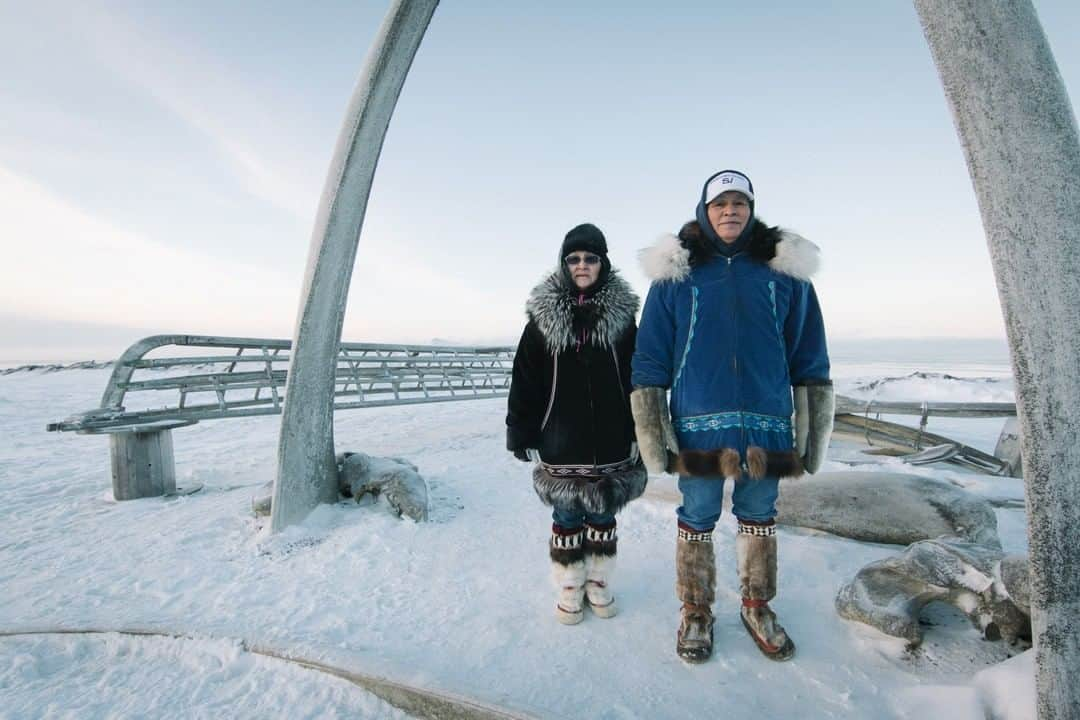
[525,268,639,353]
[584,538,617,557]
[745,447,804,479]
[550,547,585,565]
[668,448,741,477]
[533,462,647,516]
[550,530,586,566]
[668,447,803,479]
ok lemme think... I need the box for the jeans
[676,473,779,531]
[552,505,616,531]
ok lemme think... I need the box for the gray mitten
[630,387,679,474]
[794,384,835,474]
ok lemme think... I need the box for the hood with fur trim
[525,269,639,353]
[639,219,820,283]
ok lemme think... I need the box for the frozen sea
[0,337,1036,719]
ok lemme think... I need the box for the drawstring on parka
[576,293,588,351]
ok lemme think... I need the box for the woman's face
[706,191,752,243]
[565,252,602,290]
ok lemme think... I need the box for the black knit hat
[560,223,608,260]
[559,223,611,294]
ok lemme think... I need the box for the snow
[839,372,1014,404]
[0,362,1035,719]
[892,684,985,720]
[0,633,412,720]
[973,651,1036,720]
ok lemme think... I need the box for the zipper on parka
[728,253,747,456]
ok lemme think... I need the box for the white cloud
[0,166,300,337]
[0,166,521,349]
[339,218,523,344]
[69,5,320,223]
[816,265,1006,339]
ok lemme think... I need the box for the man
[630,169,834,662]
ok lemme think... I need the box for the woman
[631,170,834,662]
[506,222,646,625]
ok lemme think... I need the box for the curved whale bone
[835,537,1030,647]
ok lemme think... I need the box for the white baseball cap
[704,170,754,204]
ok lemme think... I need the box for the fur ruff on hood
[639,219,820,283]
[525,268,639,353]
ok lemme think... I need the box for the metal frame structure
[47,335,512,434]
[833,397,1019,474]
[46,334,512,502]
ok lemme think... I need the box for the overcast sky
[2,1,1078,363]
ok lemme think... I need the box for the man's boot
[583,522,617,618]
[737,521,795,660]
[550,525,586,625]
[676,524,716,663]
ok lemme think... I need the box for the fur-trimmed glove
[794,384,835,474]
[630,387,679,474]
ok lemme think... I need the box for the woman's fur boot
[676,524,716,663]
[584,522,618,618]
[737,521,795,660]
[550,525,586,625]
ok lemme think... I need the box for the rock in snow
[249,452,430,522]
[776,471,1000,548]
[338,451,429,522]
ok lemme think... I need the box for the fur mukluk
[525,268,639,353]
[533,460,647,516]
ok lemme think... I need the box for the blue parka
[631,219,830,457]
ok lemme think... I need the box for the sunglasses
[565,253,602,267]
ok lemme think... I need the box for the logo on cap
[705,171,753,204]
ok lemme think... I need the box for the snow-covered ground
[0,361,1033,719]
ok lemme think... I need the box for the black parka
[506,269,639,470]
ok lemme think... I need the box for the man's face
[706,191,752,243]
